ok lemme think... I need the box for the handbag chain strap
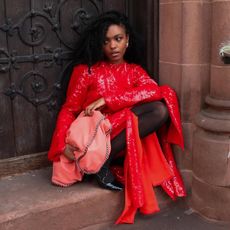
[75,114,112,174]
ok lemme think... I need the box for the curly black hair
[73,11,143,68]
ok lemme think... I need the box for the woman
[48,11,186,224]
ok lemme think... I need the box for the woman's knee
[132,101,169,125]
[155,101,169,121]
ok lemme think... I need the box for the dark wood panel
[147,0,159,80]
[0,0,160,172]
[6,0,40,156]
[82,0,103,15]
[128,0,159,81]
[103,0,126,13]
[32,0,62,151]
[59,0,82,48]
[0,0,16,159]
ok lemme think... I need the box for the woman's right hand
[63,144,77,161]
[84,97,105,116]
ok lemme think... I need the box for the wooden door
[0,0,159,175]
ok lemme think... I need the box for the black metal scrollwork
[72,9,91,35]
[1,0,102,110]
[0,48,10,72]
[4,70,63,108]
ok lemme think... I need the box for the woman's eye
[116,37,122,42]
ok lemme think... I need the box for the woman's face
[102,24,129,64]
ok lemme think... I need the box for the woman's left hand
[84,97,105,116]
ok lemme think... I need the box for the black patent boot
[95,167,123,191]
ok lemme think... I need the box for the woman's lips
[111,52,120,57]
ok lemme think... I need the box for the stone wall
[159,0,211,187]
[159,0,230,222]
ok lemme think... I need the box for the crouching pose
[48,11,186,224]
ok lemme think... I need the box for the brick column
[191,0,230,221]
[159,0,211,190]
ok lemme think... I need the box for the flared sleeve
[48,65,89,161]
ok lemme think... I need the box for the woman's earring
[126,42,129,48]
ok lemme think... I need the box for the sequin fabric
[48,61,186,224]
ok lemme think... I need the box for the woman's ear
[126,35,129,47]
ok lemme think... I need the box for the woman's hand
[84,97,105,116]
[63,144,78,161]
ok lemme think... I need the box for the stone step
[0,167,172,230]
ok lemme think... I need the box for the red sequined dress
[48,61,186,224]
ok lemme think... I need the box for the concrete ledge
[0,168,172,230]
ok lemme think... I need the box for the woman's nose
[110,40,116,49]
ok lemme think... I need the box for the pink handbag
[66,110,112,174]
[52,111,112,187]
[52,154,83,187]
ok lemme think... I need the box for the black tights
[102,101,169,170]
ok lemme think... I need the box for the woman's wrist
[63,144,75,161]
